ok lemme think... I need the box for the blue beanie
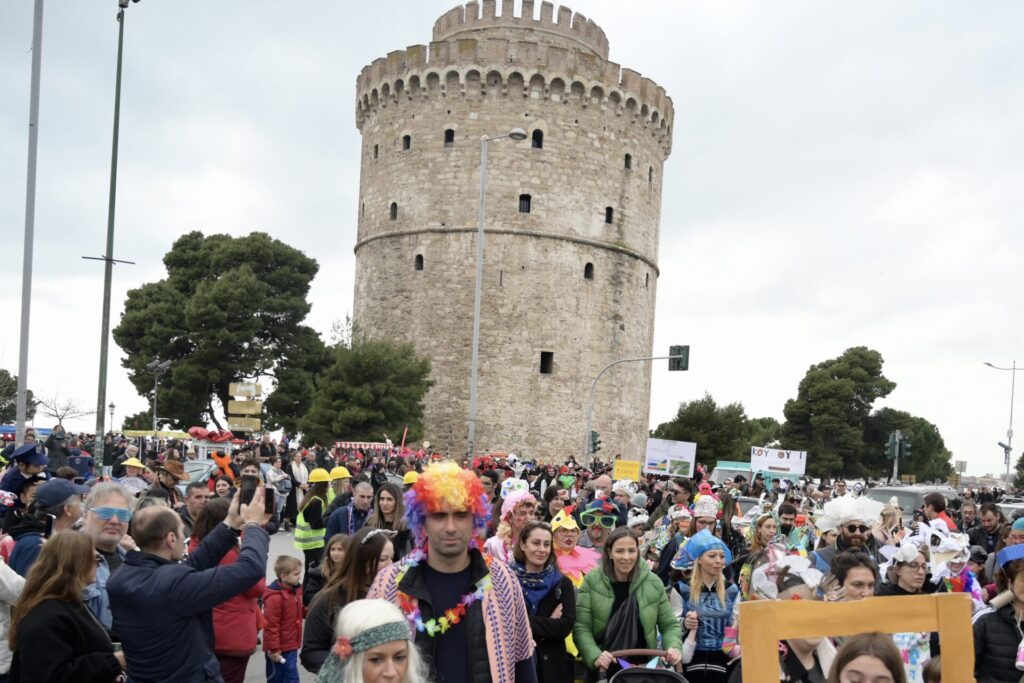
[671,529,733,570]
[1012,518,1024,532]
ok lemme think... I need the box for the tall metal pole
[16,0,44,445]
[152,373,158,432]
[1008,359,1016,482]
[94,8,126,444]
[467,137,489,458]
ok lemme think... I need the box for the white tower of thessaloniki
[352,0,673,461]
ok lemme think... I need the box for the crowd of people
[0,429,1019,682]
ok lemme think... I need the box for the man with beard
[969,502,1004,554]
[368,462,536,683]
[576,499,618,550]
[809,494,885,573]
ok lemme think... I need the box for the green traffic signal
[669,345,690,372]
[590,430,602,454]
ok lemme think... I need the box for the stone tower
[352,0,673,460]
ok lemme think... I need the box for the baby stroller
[596,649,690,683]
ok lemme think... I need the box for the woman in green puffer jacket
[574,526,683,681]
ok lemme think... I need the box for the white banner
[749,447,807,476]
[645,438,697,477]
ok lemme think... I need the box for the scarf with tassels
[510,561,562,614]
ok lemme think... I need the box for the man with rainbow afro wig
[369,462,537,683]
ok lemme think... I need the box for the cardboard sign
[644,439,696,477]
[749,447,807,476]
[738,594,972,683]
[612,459,641,481]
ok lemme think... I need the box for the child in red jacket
[264,555,305,683]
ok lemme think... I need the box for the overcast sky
[2,1,1021,477]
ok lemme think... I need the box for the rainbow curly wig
[404,461,492,550]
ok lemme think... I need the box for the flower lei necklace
[394,548,492,637]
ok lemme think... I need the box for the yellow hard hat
[403,471,420,486]
[308,468,331,484]
[330,466,351,480]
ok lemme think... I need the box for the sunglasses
[844,524,870,534]
[89,507,133,523]
[580,512,617,529]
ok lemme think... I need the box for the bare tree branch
[36,393,95,426]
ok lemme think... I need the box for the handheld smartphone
[239,475,260,507]
[263,487,276,514]
[43,513,55,539]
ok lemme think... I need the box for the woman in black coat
[974,549,1024,682]
[512,521,576,683]
[8,531,123,683]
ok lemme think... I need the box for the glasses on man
[844,524,870,534]
[694,518,716,529]
[89,507,133,523]
[902,562,927,573]
[580,512,617,529]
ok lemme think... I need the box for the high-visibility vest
[327,487,336,505]
[294,496,326,551]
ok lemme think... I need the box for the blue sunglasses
[89,507,133,523]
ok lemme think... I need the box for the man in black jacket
[109,489,271,682]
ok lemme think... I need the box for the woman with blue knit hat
[676,528,740,682]
[973,542,1024,681]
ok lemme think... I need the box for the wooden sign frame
[737,593,973,682]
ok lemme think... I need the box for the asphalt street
[243,527,318,682]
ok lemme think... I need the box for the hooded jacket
[574,559,684,668]
[263,580,304,653]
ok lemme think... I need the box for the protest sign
[612,459,641,481]
[644,438,697,477]
[749,447,807,476]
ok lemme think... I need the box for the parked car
[862,485,958,524]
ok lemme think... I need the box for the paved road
[243,528,318,682]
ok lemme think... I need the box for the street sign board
[229,382,262,397]
[228,400,263,415]
[954,460,967,474]
[227,417,261,432]
[901,474,916,484]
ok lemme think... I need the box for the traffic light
[590,430,602,454]
[900,440,912,459]
[669,345,690,371]
[885,441,895,459]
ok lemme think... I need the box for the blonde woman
[314,599,428,683]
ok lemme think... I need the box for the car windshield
[864,489,922,512]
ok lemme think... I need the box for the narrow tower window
[605,207,614,224]
[444,129,455,147]
[519,194,532,213]
[415,254,424,271]
[373,144,379,159]
[645,273,650,288]
[402,135,411,150]
[624,153,632,169]
[584,263,594,280]
[390,202,398,220]
[540,351,554,374]
[649,166,654,185]
[532,129,544,149]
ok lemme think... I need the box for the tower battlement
[355,35,673,157]
[432,0,609,61]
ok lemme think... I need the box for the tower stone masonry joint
[352,0,673,461]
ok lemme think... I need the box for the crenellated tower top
[432,0,609,60]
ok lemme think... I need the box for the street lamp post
[985,360,1019,484]
[147,360,170,432]
[108,402,116,431]
[467,127,527,457]
[93,0,139,449]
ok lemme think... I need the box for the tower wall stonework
[352,1,673,460]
